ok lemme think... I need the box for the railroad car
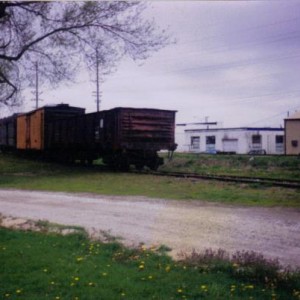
[0,114,18,152]
[0,105,177,170]
[46,107,177,170]
[16,104,85,151]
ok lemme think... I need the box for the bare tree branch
[0,1,170,107]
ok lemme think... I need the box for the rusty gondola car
[0,105,177,170]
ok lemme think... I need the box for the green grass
[0,154,299,207]
[1,227,299,300]
[160,153,300,181]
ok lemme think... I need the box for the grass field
[1,225,299,300]
[0,154,299,207]
[160,153,300,181]
[1,154,300,298]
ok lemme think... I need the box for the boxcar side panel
[16,115,27,150]
[30,109,44,150]
[117,108,176,151]
[7,118,17,147]
[0,119,7,146]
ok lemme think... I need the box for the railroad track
[134,170,300,188]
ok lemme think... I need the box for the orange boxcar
[16,104,85,151]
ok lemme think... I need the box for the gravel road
[0,189,299,267]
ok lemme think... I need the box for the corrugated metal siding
[118,108,176,149]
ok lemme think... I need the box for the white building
[176,126,284,155]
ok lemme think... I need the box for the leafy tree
[0,1,170,107]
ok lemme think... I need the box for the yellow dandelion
[177,288,183,293]
[148,275,153,279]
[55,297,60,300]
[43,268,48,272]
[138,264,144,270]
[165,266,171,272]
[121,292,126,296]
[50,281,55,285]
[200,285,207,290]
[102,272,107,276]
[76,257,83,262]
[74,277,80,281]
[150,245,156,251]
[5,293,10,297]
[16,289,22,294]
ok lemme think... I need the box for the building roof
[286,111,300,120]
[184,127,284,133]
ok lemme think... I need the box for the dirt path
[0,189,299,267]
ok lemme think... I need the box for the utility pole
[95,47,101,112]
[32,62,42,109]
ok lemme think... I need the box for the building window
[252,135,261,144]
[276,135,283,144]
[206,136,215,145]
[275,135,284,153]
[191,136,200,150]
[292,140,298,147]
[206,136,216,152]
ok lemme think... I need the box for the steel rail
[134,170,300,189]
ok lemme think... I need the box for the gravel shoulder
[0,189,299,267]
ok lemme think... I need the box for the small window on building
[206,136,215,145]
[275,135,284,153]
[191,136,200,150]
[252,134,261,144]
[292,140,298,147]
[276,135,283,144]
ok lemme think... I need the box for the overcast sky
[23,1,300,128]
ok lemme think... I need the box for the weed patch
[1,227,299,299]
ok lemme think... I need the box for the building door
[251,134,262,150]
[206,136,216,153]
[190,136,200,151]
[222,139,238,153]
